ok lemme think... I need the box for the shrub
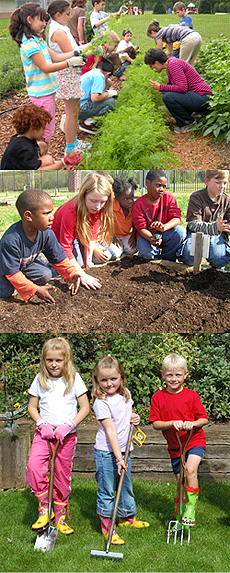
[195,36,230,142]
[1,334,230,425]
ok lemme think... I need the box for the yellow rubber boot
[54,502,74,535]
[100,516,125,545]
[32,490,54,530]
[118,516,150,528]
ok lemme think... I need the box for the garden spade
[90,424,134,560]
[34,440,60,552]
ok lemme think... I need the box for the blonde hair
[162,353,188,373]
[92,355,130,403]
[75,171,114,246]
[205,170,229,181]
[38,337,76,395]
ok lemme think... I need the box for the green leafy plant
[195,36,230,142]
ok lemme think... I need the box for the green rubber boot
[169,496,186,532]
[182,487,199,527]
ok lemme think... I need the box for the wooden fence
[0,420,229,489]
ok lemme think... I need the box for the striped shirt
[156,24,194,44]
[158,57,212,95]
[20,34,58,97]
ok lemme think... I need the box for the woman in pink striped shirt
[144,48,212,133]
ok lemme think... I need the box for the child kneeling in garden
[92,355,149,545]
[26,337,90,534]
[107,176,137,259]
[0,104,82,170]
[177,169,230,269]
[149,353,208,529]
[132,170,185,260]
[0,189,81,304]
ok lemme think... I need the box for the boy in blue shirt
[0,189,81,304]
[79,58,117,133]
[173,2,193,28]
[173,2,193,57]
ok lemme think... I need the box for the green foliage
[195,36,230,142]
[84,11,94,42]
[82,57,176,169]
[199,0,213,13]
[1,334,230,425]
[152,0,167,13]
[0,30,25,99]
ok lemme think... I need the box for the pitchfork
[167,428,193,545]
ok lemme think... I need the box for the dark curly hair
[112,176,137,199]
[12,104,52,134]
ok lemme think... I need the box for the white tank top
[48,19,78,54]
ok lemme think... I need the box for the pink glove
[54,422,76,443]
[62,150,82,169]
[39,422,55,440]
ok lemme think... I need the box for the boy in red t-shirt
[149,353,208,527]
[132,170,186,261]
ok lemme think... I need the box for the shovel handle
[48,440,60,507]
[175,429,193,520]
[106,423,134,552]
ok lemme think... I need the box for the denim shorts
[171,446,206,475]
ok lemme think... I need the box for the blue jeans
[137,225,186,261]
[79,97,116,121]
[94,448,137,518]
[113,61,131,78]
[177,234,230,268]
[162,92,211,127]
[0,258,58,299]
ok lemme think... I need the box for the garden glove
[62,150,83,168]
[36,419,54,440]
[67,56,86,68]
[54,421,76,443]
[107,89,118,98]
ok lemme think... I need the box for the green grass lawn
[0,477,230,572]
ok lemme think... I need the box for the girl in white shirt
[26,337,90,535]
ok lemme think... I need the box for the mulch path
[0,258,229,333]
[0,81,230,168]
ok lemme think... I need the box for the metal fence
[0,170,229,196]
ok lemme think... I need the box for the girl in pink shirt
[92,355,149,545]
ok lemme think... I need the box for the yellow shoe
[56,516,74,535]
[103,529,125,545]
[118,516,150,528]
[32,508,55,530]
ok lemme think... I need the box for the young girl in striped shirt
[9,2,84,154]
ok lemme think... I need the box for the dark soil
[0,258,229,333]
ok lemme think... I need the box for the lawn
[0,478,230,572]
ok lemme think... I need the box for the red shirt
[52,197,99,261]
[159,57,212,95]
[132,192,181,238]
[149,387,208,458]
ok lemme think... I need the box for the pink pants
[26,430,77,504]
[29,93,56,142]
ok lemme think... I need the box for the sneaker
[74,139,92,150]
[79,120,97,134]
[118,516,150,528]
[84,117,97,125]
[191,112,202,120]
[174,122,197,133]
[59,114,66,133]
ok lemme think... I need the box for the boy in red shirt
[149,353,208,528]
[132,170,185,260]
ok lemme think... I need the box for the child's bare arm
[100,418,127,474]
[72,393,90,426]
[183,418,208,430]
[28,395,40,422]
[153,420,184,430]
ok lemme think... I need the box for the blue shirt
[80,68,105,107]
[0,221,66,276]
[180,14,193,28]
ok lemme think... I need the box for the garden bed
[0,258,229,333]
